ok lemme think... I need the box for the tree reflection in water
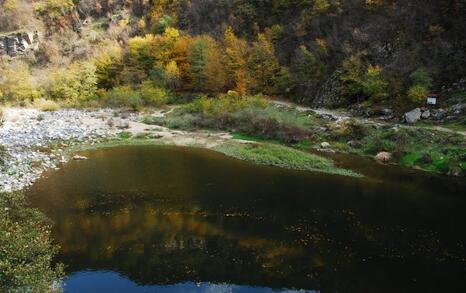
[27,146,466,293]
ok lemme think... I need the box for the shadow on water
[26,146,466,293]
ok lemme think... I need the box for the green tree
[291,45,326,97]
[362,65,388,101]
[223,27,250,95]
[188,37,208,91]
[248,34,280,94]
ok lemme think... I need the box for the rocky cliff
[0,31,40,57]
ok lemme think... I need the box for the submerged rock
[73,155,88,161]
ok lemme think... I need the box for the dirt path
[271,100,466,136]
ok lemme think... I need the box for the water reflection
[65,271,315,293]
[27,146,466,293]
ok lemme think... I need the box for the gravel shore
[0,108,125,192]
[0,107,232,192]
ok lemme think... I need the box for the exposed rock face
[0,30,40,57]
[312,72,348,108]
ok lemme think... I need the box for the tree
[248,33,280,94]
[222,27,250,95]
[94,41,123,89]
[203,39,227,93]
[340,57,388,102]
[188,37,208,91]
[362,65,388,101]
[291,45,326,98]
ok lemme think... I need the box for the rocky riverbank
[0,108,124,192]
[0,107,236,192]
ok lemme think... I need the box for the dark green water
[26,146,466,293]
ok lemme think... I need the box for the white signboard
[427,97,437,105]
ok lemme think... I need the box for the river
[26,146,466,293]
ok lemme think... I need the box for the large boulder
[404,108,422,124]
[115,119,130,129]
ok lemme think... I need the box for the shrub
[408,84,428,103]
[0,61,41,102]
[0,144,6,166]
[328,119,370,141]
[362,130,397,154]
[0,192,63,292]
[33,99,60,111]
[140,81,170,107]
[42,62,97,105]
[410,68,432,90]
[362,65,388,101]
[187,94,269,116]
[101,86,143,110]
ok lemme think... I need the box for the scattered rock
[320,142,331,148]
[115,119,130,129]
[73,155,88,161]
[375,152,392,163]
[0,108,121,192]
[421,110,430,119]
[404,108,422,124]
[447,168,463,177]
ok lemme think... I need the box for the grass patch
[147,98,316,143]
[0,144,6,166]
[64,137,166,155]
[214,142,362,177]
[118,131,132,139]
[143,97,465,176]
[0,192,63,292]
[33,99,60,112]
[442,119,466,132]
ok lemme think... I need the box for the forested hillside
[1,0,465,108]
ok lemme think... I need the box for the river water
[26,146,466,293]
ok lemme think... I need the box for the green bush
[101,86,143,110]
[187,93,269,116]
[43,62,97,104]
[140,81,170,107]
[0,192,63,292]
[409,68,432,89]
[408,84,428,103]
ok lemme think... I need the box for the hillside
[0,0,465,109]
